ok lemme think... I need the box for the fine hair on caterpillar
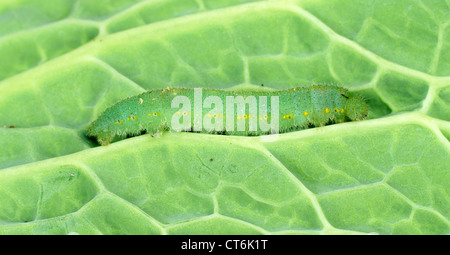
[88,85,368,145]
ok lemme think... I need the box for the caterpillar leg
[96,132,115,146]
[335,117,345,123]
[150,130,163,138]
[145,124,167,138]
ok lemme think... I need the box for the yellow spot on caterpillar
[154,112,159,116]
[147,113,152,116]
[237,116,242,120]
[139,98,143,104]
[176,111,181,115]
[245,114,249,119]
[259,117,263,120]
[293,88,296,91]
[119,120,123,124]
[214,113,219,117]
[114,121,118,124]
[127,117,131,121]
[334,108,339,113]
[207,114,212,118]
[303,111,309,116]
[183,111,189,115]
[152,98,156,101]
[264,115,268,119]
[133,116,137,120]
[283,115,286,119]
[341,108,344,113]
[324,108,330,114]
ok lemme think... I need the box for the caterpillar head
[344,94,368,121]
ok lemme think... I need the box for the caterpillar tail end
[345,94,369,121]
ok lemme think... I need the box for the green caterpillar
[88,85,368,145]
